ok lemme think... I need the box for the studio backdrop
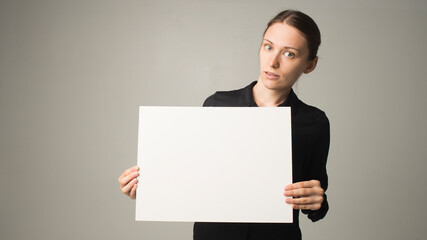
[1,0,426,239]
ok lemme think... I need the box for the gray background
[1,0,426,239]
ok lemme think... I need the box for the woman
[119,9,329,240]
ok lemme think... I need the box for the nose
[268,52,280,69]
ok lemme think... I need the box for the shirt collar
[239,81,300,111]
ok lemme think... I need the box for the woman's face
[258,22,317,92]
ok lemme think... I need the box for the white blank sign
[136,106,293,223]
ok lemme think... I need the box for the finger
[119,165,139,180]
[121,178,138,195]
[129,183,138,199]
[284,187,324,197]
[284,186,323,197]
[285,195,323,205]
[285,180,320,191]
[118,166,139,182]
[283,184,325,197]
[291,203,322,210]
[119,170,139,187]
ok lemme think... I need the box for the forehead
[264,22,308,51]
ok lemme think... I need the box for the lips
[265,71,280,79]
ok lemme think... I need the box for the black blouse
[194,81,330,240]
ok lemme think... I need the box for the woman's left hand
[284,180,324,210]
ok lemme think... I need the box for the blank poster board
[136,106,293,223]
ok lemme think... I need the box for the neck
[253,80,291,107]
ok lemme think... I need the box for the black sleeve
[302,113,330,222]
[202,94,216,107]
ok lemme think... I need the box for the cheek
[259,51,266,64]
[288,62,307,74]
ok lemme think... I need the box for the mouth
[264,71,280,79]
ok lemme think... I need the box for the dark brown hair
[263,10,321,61]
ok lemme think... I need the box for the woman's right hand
[118,165,139,199]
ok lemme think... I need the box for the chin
[260,78,286,91]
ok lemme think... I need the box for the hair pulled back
[264,10,321,61]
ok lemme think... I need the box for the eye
[264,45,272,51]
[283,51,295,58]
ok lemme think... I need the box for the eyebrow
[263,39,300,52]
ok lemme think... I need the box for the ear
[303,57,318,74]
